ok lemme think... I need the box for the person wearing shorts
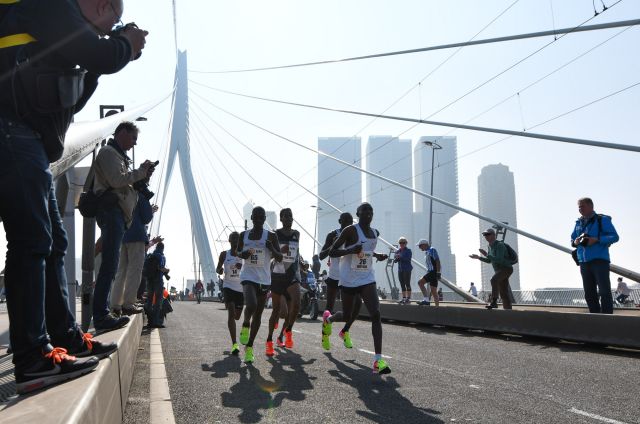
[416,239,441,306]
[216,232,244,355]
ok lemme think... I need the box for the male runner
[216,232,244,355]
[324,203,391,374]
[318,212,362,350]
[237,207,282,363]
[266,208,301,356]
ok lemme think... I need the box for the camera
[132,160,159,199]
[109,22,143,60]
[579,233,590,247]
[163,271,171,281]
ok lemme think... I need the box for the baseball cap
[416,238,429,246]
[482,228,496,236]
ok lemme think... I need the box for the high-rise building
[317,137,362,260]
[365,136,413,291]
[413,136,459,286]
[477,163,520,291]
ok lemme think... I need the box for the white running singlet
[223,250,243,293]
[339,224,378,288]
[328,229,342,281]
[240,229,272,285]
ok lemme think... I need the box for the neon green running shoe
[322,310,332,336]
[374,359,391,375]
[231,343,240,356]
[339,330,353,349]
[244,346,255,363]
[322,334,331,350]
[240,326,250,345]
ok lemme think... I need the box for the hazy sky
[5,0,638,292]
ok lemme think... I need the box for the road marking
[469,384,480,389]
[150,329,176,424]
[358,348,392,359]
[569,408,628,424]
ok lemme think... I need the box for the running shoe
[231,343,240,355]
[276,336,285,348]
[239,326,250,345]
[68,333,118,360]
[373,359,391,375]
[244,346,254,363]
[339,330,353,349]
[322,334,331,350]
[322,310,332,336]
[284,329,294,349]
[265,341,275,357]
[417,300,430,306]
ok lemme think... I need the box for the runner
[216,232,244,356]
[266,208,301,356]
[416,239,441,306]
[318,212,363,350]
[323,203,391,374]
[237,206,282,363]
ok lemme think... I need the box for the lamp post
[422,139,442,245]
[310,205,323,256]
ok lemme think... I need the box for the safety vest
[0,0,36,49]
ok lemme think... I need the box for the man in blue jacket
[571,197,619,314]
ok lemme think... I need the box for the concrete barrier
[0,313,143,424]
[322,301,640,349]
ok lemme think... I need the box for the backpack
[503,243,518,265]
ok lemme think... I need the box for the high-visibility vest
[0,0,36,49]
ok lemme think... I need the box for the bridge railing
[438,289,640,307]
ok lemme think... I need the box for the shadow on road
[325,352,444,424]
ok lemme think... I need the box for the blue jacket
[122,194,153,244]
[570,212,619,263]
[394,247,413,272]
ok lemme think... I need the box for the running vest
[328,228,342,281]
[272,228,300,281]
[240,229,272,285]
[339,224,378,287]
[223,250,243,293]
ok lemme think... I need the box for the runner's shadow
[201,353,242,379]
[267,350,317,402]
[220,365,285,423]
[325,352,444,423]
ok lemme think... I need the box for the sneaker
[486,301,498,310]
[244,346,254,363]
[68,333,117,360]
[322,310,332,336]
[122,306,144,315]
[276,336,285,348]
[373,359,391,375]
[284,329,294,349]
[15,347,99,395]
[231,343,240,355]
[239,326,250,345]
[339,330,353,349]
[94,314,130,334]
[397,298,406,305]
[417,300,430,306]
[265,341,275,357]
[322,334,331,350]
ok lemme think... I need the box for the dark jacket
[394,247,413,272]
[122,194,153,244]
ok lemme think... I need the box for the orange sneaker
[265,341,275,356]
[276,336,285,348]
[285,329,294,349]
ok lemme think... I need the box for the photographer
[0,0,147,393]
[92,121,155,331]
[571,197,619,314]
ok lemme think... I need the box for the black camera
[163,272,171,281]
[132,160,158,199]
[109,22,143,60]
[579,234,590,247]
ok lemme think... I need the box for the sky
[4,0,638,292]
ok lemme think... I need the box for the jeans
[94,206,126,321]
[148,275,164,326]
[0,118,81,368]
[580,259,613,314]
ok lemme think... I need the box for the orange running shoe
[285,329,294,349]
[276,336,285,348]
[265,341,275,356]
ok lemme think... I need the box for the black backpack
[503,242,518,265]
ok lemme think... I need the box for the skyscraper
[477,163,520,291]
[317,137,362,257]
[413,136,459,285]
[365,135,413,291]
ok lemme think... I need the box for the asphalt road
[141,301,639,424]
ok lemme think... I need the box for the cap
[482,228,496,236]
[416,238,429,246]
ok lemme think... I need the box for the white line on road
[150,329,176,424]
[358,348,392,359]
[569,408,628,424]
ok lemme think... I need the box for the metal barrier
[438,289,640,307]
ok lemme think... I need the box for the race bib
[248,248,265,266]
[229,267,240,279]
[351,252,373,272]
[283,244,298,264]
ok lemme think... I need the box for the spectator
[416,239,441,306]
[195,280,204,304]
[469,282,478,297]
[438,287,443,302]
[469,228,514,310]
[0,0,148,393]
[110,190,156,316]
[394,237,413,305]
[571,197,619,314]
[615,277,631,304]
[146,243,170,328]
[92,122,155,331]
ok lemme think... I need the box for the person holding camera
[394,237,413,304]
[0,0,147,393]
[571,197,619,314]
[469,228,514,310]
[92,121,155,332]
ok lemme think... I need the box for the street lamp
[422,139,442,245]
[310,205,323,256]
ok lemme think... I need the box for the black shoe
[486,302,498,310]
[148,323,165,329]
[15,347,99,395]
[94,314,130,334]
[417,300,430,306]
[68,333,118,360]
[122,306,144,315]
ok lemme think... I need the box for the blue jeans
[580,259,613,314]
[0,118,82,368]
[94,206,126,321]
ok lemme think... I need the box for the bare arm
[267,231,283,262]
[319,232,336,260]
[237,232,250,259]
[329,226,359,258]
[216,251,226,275]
